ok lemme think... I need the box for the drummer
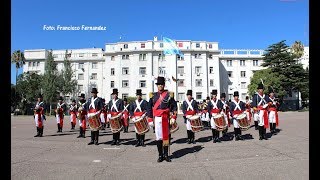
[85,88,103,145]
[107,88,124,146]
[207,89,222,143]
[182,90,199,144]
[229,91,246,141]
[129,89,148,147]
[218,93,230,138]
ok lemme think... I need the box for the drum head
[237,113,247,119]
[213,114,222,118]
[189,115,200,120]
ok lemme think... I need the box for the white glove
[273,102,277,105]
[107,114,111,119]
[170,118,176,125]
[148,121,154,127]
[263,104,269,108]
[132,117,137,122]
[35,105,40,109]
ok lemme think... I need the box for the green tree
[125,96,136,104]
[59,50,78,98]
[16,72,43,103]
[41,50,61,115]
[11,50,25,109]
[248,69,285,98]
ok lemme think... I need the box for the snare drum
[189,115,203,132]
[213,114,227,131]
[170,118,179,133]
[236,113,250,131]
[87,112,102,131]
[134,116,149,135]
[109,113,123,133]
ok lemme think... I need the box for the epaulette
[149,92,155,99]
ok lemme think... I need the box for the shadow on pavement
[171,145,204,159]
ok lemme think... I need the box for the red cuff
[172,115,177,119]
[148,118,153,123]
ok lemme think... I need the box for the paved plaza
[11,111,308,180]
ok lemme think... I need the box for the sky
[11,0,309,84]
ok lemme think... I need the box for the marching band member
[56,96,67,133]
[100,99,107,130]
[207,89,222,143]
[130,89,148,147]
[147,76,177,162]
[251,83,269,140]
[267,87,280,135]
[200,97,210,128]
[33,94,45,137]
[218,93,230,138]
[122,98,130,133]
[69,99,77,130]
[85,88,103,145]
[107,88,124,146]
[245,96,253,124]
[77,93,87,138]
[182,90,199,144]
[229,91,246,141]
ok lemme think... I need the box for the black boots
[157,140,163,162]
[163,146,171,162]
[111,132,120,146]
[135,133,140,147]
[88,131,95,145]
[270,123,277,135]
[259,126,268,140]
[77,127,83,138]
[57,124,60,133]
[71,122,74,130]
[234,128,244,141]
[187,130,191,144]
[101,123,105,130]
[39,127,43,137]
[94,131,99,145]
[34,127,40,137]
[212,129,221,143]
[254,121,258,130]
[141,134,146,147]
[107,122,110,128]
[222,127,228,137]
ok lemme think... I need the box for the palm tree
[11,50,26,109]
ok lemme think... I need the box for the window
[53,54,58,58]
[241,93,246,101]
[194,54,202,58]
[210,79,214,87]
[253,60,258,66]
[111,56,115,61]
[78,85,83,91]
[122,94,128,99]
[78,74,84,80]
[241,82,246,89]
[208,44,212,49]
[209,54,213,59]
[28,62,32,67]
[195,66,202,74]
[158,54,165,60]
[139,67,146,75]
[196,79,202,87]
[139,54,146,61]
[241,71,246,77]
[159,66,166,75]
[160,43,163,48]
[227,71,233,78]
[178,93,185,101]
[122,54,129,59]
[37,62,40,66]
[91,73,97,80]
[33,62,36,66]
[122,80,129,88]
[196,43,200,48]
[122,67,129,75]
[209,67,214,74]
[124,44,128,49]
[196,92,202,100]
[240,60,245,66]
[227,60,232,66]
[177,55,184,60]
[78,63,84,69]
[79,53,84,57]
[177,66,184,74]
[178,42,183,47]
[92,62,98,69]
[110,81,114,88]
[111,68,115,76]
[178,79,185,87]
[92,53,98,57]
[141,43,145,48]
[139,80,146,88]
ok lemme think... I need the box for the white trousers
[154,116,165,140]
[210,113,218,129]
[56,114,63,123]
[201,112,210,122]
[70,114,76,123]
[34,114,44,127]
[268,111,276,123]
[233,118,239,128]
[254,113,259,122]
[256,110,267,126]
[100,113,106,123]
[186,119,192,130]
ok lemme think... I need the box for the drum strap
[111,99,119,112]
[186,99,194,111]
[124,104,130,111]
[232,100,242,111]
[257,94,266,106]
[134,99,144,112]
[89,97,98,109]
[210,99,218,109]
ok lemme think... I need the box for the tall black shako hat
[234,91,239,97]
[111,88,118,95]
[91,88,98,93]
[155,76,165,85]
[257,83,264,90]
[186,90,192,96]
[211,89,217,95]
[136,89,142,96]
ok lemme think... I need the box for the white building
[23,38,309,105]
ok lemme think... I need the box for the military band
[77,93,87,138]
[33,93,45,137]
[207,89,222,143]
[56,96,67,133]
[229,91,246,141]
[182,90,199,144]
[218,92,230,138]
[100,99,107,130]
[69,99,77,130]
[267,87,280,135]
[108,88,124,146]
[122,98,130,133]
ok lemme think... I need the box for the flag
[162,37,184,58]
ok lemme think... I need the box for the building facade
[23,38,309,105]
